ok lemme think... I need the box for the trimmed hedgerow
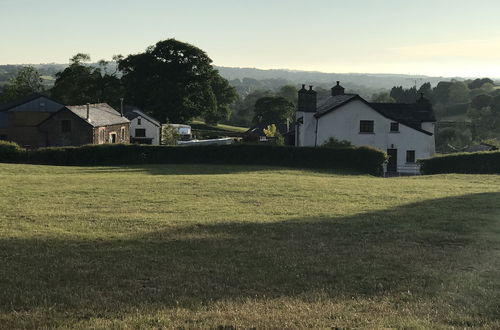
[0,141,26,163]
[1,144,387,176]
[420,151,500,174]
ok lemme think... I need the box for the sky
[1,0,500,78]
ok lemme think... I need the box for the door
[387,149,398,172]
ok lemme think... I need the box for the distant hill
[0,63,461,97]
[215,66,456,90]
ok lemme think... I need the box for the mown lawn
[0,164,499,329]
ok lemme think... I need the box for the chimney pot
[309,85,313,90]
[337,81,340,85]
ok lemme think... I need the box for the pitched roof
[316,94,358,116]
[124,109,161,126]
[66,103,130,127]
[0,93,64,112]
[314,94,435,136]
[370,102,436,124]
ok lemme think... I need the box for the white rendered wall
[129,117,160,145]
[296,111,317,147]
[310,100,435,173]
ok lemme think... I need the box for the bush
[321,137,354,149]
[0,141,25,163]
[420,150,500,174]
[0,144,387,175]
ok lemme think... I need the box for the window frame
[359,120,374,133]
[390,122,399,133]
[406,150,416,163]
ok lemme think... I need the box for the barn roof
[124,109,161,126]
[66,103,130,127]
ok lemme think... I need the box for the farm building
[125,109,161,145]
[0,94,130,147]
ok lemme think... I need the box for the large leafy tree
[119,39,236,123]
[0,66,43,102]
[253,96,295,125]
[50,54,122,106]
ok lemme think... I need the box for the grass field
[0,164,499,329]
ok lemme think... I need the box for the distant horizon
[1,62,498,81]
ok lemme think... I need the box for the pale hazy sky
[1,0,500,77]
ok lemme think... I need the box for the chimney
[297,84,308,112]
[306,85,317,112]
[120,98,124,117]
[331,81,345,96]
[86,103,90,121]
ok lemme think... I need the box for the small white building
[125,109,161,145]
[296,82,436,175]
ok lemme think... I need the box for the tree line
[0,39,238,125]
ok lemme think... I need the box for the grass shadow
[1,193,499,325]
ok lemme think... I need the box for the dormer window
[390,122,399,132]
[137,117,142,125]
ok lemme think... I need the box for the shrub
[420,150,500,174]
[0,141,25,163]
[23,144,387,175]
[321,137,354,149]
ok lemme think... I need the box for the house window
[100,129,105,143]
[135,128,146,137]
[390,122,399,132]
[110,133,117,144]
[137,117,142,125]
[61,120,71,133]
[360,120,374,133]
[121,127,125,140]
[406,150,416,163]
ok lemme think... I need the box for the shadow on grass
[0,193,499,322]
[72,164,364,176]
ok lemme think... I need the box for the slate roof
[0,93,64,112]
[66,103,130,127]
[124,109,161,126]
[370,102,436,124]
[316,94,358,115]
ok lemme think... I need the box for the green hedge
[0,143,387,175]
[420,151,500,174]
[0,141,26,163]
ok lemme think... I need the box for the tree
[119,39,236,124]
[468,78,494,90]
[253,96,295,125]
[229,90,273,127]
[276,85,298,105]
[371,92,395,103]
[448,81,470,105]
[0,66,43,102]
[50,53,122,106]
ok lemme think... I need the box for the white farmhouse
[296,82,436,175]
[125,109,161,145]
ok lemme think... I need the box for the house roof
[0,93,64,112]
[66,103,130,127]
[314,94,435,136]
[316,94,358,115]
[124,109,161,127]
